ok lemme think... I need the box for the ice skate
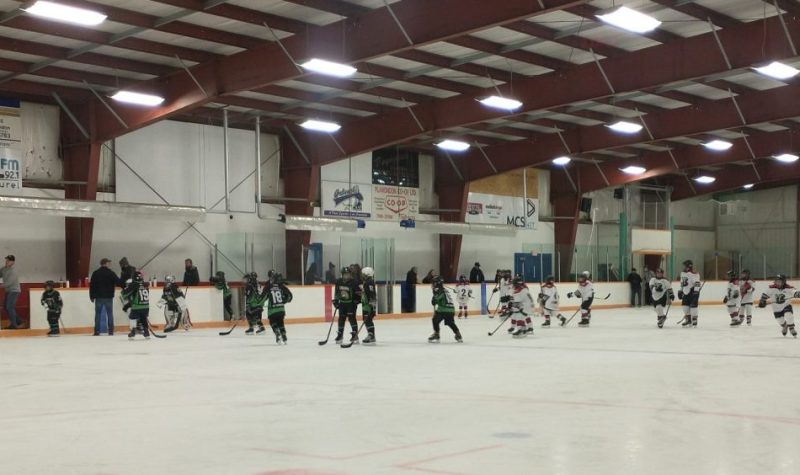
[526,327,534,334]
[542,318,551,327]
[349,332,359,345]
[782,324,789,336]
[244,327,254,335]
[746,316,752,326]
[362,333,376,345]
[578,318,590,327]
[692,317,698,327]
[281,331,287,344]
[790,326,797,338]
[47,328,59,337]
[428,332,440,343]
[681,316,692,327]
[454,332,463,343]
[558,315,567,326]
[657,316,666,328]
[730,317,742,326]
[507,326,515,334]
[334,331,344,344]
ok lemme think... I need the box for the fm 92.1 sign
[0,156,21,192]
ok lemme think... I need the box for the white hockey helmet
[362,267,374,278]
[165,275,176,284]
[579,270,591,280]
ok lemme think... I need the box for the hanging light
[702,140,733,151]
[478,95,523,111]
[299,119,341,133]
[597,7,661,34]
[436,140,470,152]
[111,91,165,106]
[25,1,106,26]
[620,165,646,175]
[300,59,357,77]
[693,175,716,184]
[753,61,800,80]
[607,120,643,134]
[773,153,799,163]
[552,156,571,166]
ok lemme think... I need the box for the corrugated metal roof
[229,0,342,26]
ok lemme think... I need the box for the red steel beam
[301,15,799,168]
[649,0,741,29]
[145,0,308,34]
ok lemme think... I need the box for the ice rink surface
[2,305,800,475]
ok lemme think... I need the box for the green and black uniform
[245,282,268,331]
[432,287,461,337]
[334,276,358,340]
[41,288,63,335]
[121,281,150,338]
[213,277,233,319]
[159,283,186,331]
[266,281,293,341]
[362,277,377,338]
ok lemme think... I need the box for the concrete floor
[2,305,798,475]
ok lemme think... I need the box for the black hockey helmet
[682,259,694,270]
[133,271,144,284]
[740,269,751,279]
[545,275,554,283]
[512,274,524,286]
[726,270,736,280]
[244,272,258,286]
[432,276,445,290]
[268,270,277,283]
[215,270,225,279]
[655,268,665,277]
[45,280,55,290]
[272,272,284,284]
[458,274,467,283]
[774,274,787,286]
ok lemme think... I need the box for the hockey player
[759,274,799,338]
[40,280,63,337]
[455,274,472,319]
[723,270,742,326]
[333,266,359,345]
[361,267,378,345]
[509,274,535,337]
[678,260,702,327]
[739,269,755,326]
[265,271,292,344]
[121,271,150,340]
[158,275,189,332]
[568,271,595,326]
[540,275,566,327]
[428,277,462,343]
[649,268,673,328]
[243,272,268,335]
[210,271,233,320]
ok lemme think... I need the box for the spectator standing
[422,269,436,284]
[119,257,135,286]
[627,268,643,307]
[1,255,22,329]
[183,258,200,286]
[405,266,418,312]
[90,258,119,336]
[325,262,336,284]
[643,266,655,305]
[470,262,485,283]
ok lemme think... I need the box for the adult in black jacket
[90,258,120,336]
[404,266,418,312]
[119,257,135,286]
[469,262,485,283]
[183,258,200,286]
[627,268,643,307]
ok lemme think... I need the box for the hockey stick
[218,315,242,336]
[58,316,67,335]
[146,319,167,339]
[675,281,706,325]
[340,321,366,348]
[487,311,513,336]
[318,307,339,346]
[564,293,611,326]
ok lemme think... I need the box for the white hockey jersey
[725,280,741,306]
[680,271,701,295]
[455,282,472,305]
[739,280,756,304]
[761,285,800,313]
[511,284,534,315]
[649,277,672,302]
[573,280,594,302]
[540,283,559,311]
[499,278,513,299]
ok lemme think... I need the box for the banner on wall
[372,185,419,221]
[321,180,372,218]
[466,192,538,229]
[0,103,22,193]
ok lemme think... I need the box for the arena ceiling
[1,0,800,198]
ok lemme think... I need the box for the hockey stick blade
[219,319,239,336]
[341,321,366,348]
[147,321,167,339]
[318,308,338,346]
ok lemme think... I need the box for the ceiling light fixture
[299,119,341,133]
[620,165,646,175]
[478,95,523,111]
[742,184,754,189]
[25,1,106,26]
[597,7,661,34]
[300,58,357,77]
[753,61,800,80]
[693,175,716,184]
[436,139,470,152]
[552,156,571,166]
[110,91,165,106]
[774,153,799,163]
[702,139,733,151]
[607,120,643,134]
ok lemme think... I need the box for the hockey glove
[492,287,498,293]
[667,289,675,301]
[574,290,582,298]
[332,300,339,309]
[567,292,573,298]
[723,296,728,304]
[677,290,684,300]
[122,303,131,312]
[758,299,767,309]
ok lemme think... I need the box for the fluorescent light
[478,95,523,111]
[620,165,646,175]
[774,153,799,163]
[552,156,571,166]
[743,184,754,189]
[436,139,470,152]
[299,119,341,133]
[300,58,357,77]
[25,1,106,26]
[111,91,165,106]
[597,7,661,34]
[754,61,800,80]
[693,175,716,184]
[607,120,643,134]
[703,139,733,151]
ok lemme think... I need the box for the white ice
[2,305,799,475]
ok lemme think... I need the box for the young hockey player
[455,274,472,319]
[333,266,359,345]
[509,274,535,337]
[759,274,799,338]
[739,269,755,326]
[723,270,742,326]
[158,275,189,332]
[649,268,673,328]
[678,260,702,327]
[361,267,378,345]
[265,271,292,344]
[40,280,63,337]
[210,271,233,320]
[428,276,462,343]
[121,271,150,340]
[244,272,268,335]
[568,271,595,326]
[539,275,566,327]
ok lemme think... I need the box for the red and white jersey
[761,285,800,313]
[511,284,534,314]
[680,271,701,294]
[739,279,756,304]
[725,279,740,306]
[499,277,513,298]
[540,283,559,311]
[574,280,594,302]
[455,282,472,304]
